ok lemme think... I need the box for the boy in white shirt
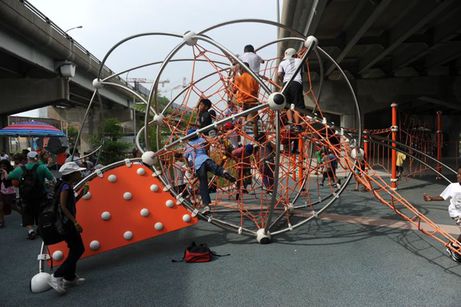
[240,44,264,75]
[424,167,461,262]
[278,48,306,132]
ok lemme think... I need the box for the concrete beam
[358,0,456,74]
[393,6,461,69]
[0,78,67,115]
[426,42,461,68]
[326,0,392,75]
[356,76,461,113]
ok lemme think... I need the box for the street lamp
[65,25,83,33]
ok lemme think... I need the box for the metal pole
[436,110,442,177]
[363,129,369,161]
[391,102,398,190]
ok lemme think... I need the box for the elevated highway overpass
[280,0,461,157]
[0,0,139,150]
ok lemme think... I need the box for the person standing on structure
[278,48,306,133]
[423,167,461,262]
[240,44,264,75]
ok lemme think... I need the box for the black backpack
[19,164,44,201]
[37,180,67,245]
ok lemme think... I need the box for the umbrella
[0,121,65,137]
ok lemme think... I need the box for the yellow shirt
[396,152,406,166]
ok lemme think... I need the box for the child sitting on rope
[231,62,260,136]
[184,128,236,215]
[256,133,275,194]
[423,167,461,262]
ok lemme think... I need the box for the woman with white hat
[48,161,88,294]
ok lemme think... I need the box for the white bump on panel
[137,168,146,176]
[150,184,159,192]
[89,240,100,250]
[123,192,132,200]
[52,250,63,261]
[165,199,174,208]
[108,174,117,183]
[140,208,149,217]
[154,222,164,231]
[82,192,92,200]
[101,211,111,221]
[182,214,191,223]
[123,231,133,240]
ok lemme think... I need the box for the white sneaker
[48,275,66,294]
[63,275,86,288]
[446,244,461,263]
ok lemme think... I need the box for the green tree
[92,118,130,164]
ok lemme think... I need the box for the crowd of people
[0,147,99,293]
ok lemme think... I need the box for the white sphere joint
[150,184,159,192]
[123,231,133,240]
[268,92,285,110]
[141,151,155,166]
[183,31,198,46]
[92,78,104,89]
[153,114,164,125]
[304,35,318,50]
[108,174,117,183]
[123,192,132,200]
[154,222,164,231]
[256,228,271,244]
[140,208,150,217]
[30,272,51,293]
[89,240,100,250]
[182,214,192,223]
[101,211,111,221]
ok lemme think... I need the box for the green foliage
[91,118,130,164]
[67,126,79,147]
[103,118,123,140]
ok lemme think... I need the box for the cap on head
[284,48,297,60]
[59,162,86,176]
[27,151,38,160]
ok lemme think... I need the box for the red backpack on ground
[172,242,229,263]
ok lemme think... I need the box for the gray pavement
[1,176,460,307]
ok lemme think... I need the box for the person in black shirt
[197,98,216,137]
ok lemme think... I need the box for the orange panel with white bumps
[47,162,197,265]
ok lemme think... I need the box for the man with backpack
[8,151,55,239]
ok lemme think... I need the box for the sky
[19,0,282,117]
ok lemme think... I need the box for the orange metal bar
[391,102,398,190]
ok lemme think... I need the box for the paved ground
[1,176,460,307]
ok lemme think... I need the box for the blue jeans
[196,159,225,205]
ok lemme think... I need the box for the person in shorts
[423,167,461,262]
[232,62,260,136]
[278,48,306,132]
